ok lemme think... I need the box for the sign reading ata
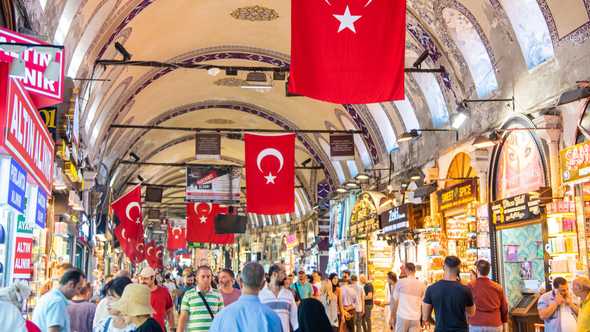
[560,141,590,184]
[0,27,64,108]
[0,74,55,194]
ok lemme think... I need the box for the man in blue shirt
[291,270,313,301]
[538,277,579,332]
[210,262,282,332]
[33,268,86,332]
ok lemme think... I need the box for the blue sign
[7,159,27,213]
[35,188,47,228]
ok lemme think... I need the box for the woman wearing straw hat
[111,284,163,332]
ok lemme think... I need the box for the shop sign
[437,180,477,211]
[195,133,221,160]
[0,27,65,108]
[491,193,541,226]
[330,134,355,160]
[35,188,47,228]
[560,141,590,184]
[380,204,410,234]
[38,107,57,141]
[13,236,33,278]
[16,214,33,235]
[0,158,27,213]
[64,161,79,183]
[286,234,298,250]
[1,77,55,194]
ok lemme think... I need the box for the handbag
[198,291,215,319]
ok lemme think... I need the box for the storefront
[489,117,550,309]
[435,177,480,282]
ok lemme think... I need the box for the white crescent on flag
[256,148,284,174]
[147,246,155,257]
[125,202,141,223]
[121,228,127,240]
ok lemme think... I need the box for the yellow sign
[437,180,477,211]
[64,161,79,183]
[560,141,590,184]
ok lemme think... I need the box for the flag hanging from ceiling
[111,185,144,241]
[186,202,220,243]
[167,225,187,250]
[245,133,295,214]
[288,0,406,104]
[114,225,145,264]
[145,240,163,270]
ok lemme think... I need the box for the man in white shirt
[259,263,298,332]
[342,277,359,332]
[351,275,365,332]
[391,262,426,332]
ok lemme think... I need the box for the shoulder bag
[198,291,215,319]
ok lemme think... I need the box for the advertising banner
[0,74,55,194]
[380,204,410,234]
[0,158,27,213]
[13,236,33,279]
[0,27,65,108]
[560,141,590,184]
[491,193,542,226]
[35,187,47,228]
[186,165,240,204]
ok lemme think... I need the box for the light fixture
[241,72,272,90]
[273,71,286,81]
[225,67,238,76]
[401,183,408,188]
[137,175,145,182]
[355,173,370,181]
[452,102,469,129]
[207,67,221,76]
[114,42,132,61]
[130,152,140,162]
[44,60,61,81]
[336,187,348,193]
[397,130,420,142]
[412,50,429,69]
[410,174,421,181]
[9,58,26,78]
[344,181,359,189]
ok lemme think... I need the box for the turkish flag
[167,225,187,250]
[186,202,218,243]
[245,133,295,214]
[115,225,145,264]
[145,241,163,269]
[288,0,406,104]
[111,185,144,241]
[210,206,235,245]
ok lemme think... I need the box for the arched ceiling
[27,0,590,217]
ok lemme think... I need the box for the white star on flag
[333,5,362,33]
[199,215,207,224]
[264,172,277,184]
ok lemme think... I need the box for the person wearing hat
[111,284,162,332]
[138,267,174,331]
[574,276,590,332]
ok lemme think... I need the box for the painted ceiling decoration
[23,0,590,221]
[230,5,280,22]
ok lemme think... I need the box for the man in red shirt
[139,267,174,331]
[468,260,508,332]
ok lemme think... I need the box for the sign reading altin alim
[0,63,54,193]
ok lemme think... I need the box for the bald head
[241,262,266,293]
[573,276,590,298]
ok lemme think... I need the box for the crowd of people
[2,255,590,331]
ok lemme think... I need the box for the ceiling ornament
[230,5,279,21]
[213,77,248,87]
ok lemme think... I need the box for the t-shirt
[220,288,241,306]
[67,300,96,332]
[150,286,173,332]
[259,286,298,332]
[363,283,374,305]
[393,277,426,321]
[423,280,474,332]
[290,282,313,300]
[136,317,163,332]
[181,286,224,331]
[32,288,70,332]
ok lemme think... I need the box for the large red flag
[115,225,145,264]
[288,0,406,104]
[186,202,218,243]
[145,241,162,269]
[245,134,295,214]
[111,185,144,241]
[167,225,187,250]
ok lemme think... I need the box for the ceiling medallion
[230,5,279,22]
[206,118,236,125]
[213,77,247,87]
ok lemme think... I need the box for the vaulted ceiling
[23,0,590,220]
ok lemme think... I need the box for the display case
[546,200,578,282]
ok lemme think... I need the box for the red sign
[0,64,55,193]
[0,27,64,108]
[13,236,33,278]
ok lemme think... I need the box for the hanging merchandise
[244,133,295,214]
